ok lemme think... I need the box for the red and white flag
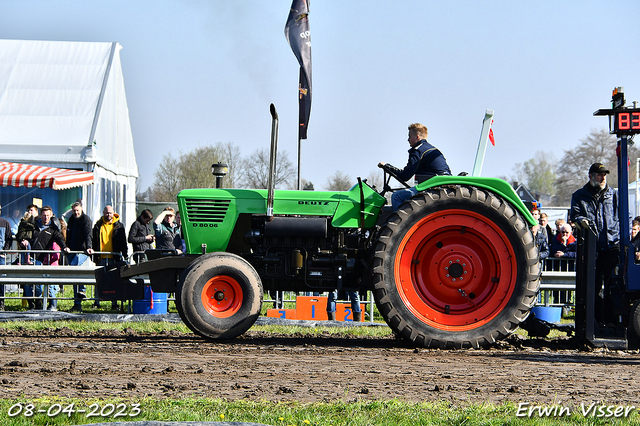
[488,119,495,146]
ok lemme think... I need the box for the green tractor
[104,105,541,348]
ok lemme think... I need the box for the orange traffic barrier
[265,296,365,322]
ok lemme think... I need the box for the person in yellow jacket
[91,205,128,309]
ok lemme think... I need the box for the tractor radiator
[184,198,230,223]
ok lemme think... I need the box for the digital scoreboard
[594,87,640,136]
[614,110,640,134]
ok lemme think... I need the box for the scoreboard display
[594,88,640,136]
[614,109,640,135]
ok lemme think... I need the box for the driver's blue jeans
[391,187,418,211]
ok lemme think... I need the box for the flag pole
[285,0,311,191]
[297,132,302,190]
[471,109,494,177]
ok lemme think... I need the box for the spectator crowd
[0,201,183,312]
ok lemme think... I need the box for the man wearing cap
[0,205,13,311]
[570,162,620,324]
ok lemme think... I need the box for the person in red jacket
[550,223,577,258]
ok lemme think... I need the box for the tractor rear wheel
[629,300,640,341]
[372,186,540,348]
[177,252,263,340]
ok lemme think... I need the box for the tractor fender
[415,176,537,227]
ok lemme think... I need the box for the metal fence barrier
[1,250,378,321]
[539,258,576,307]
[2,249,571,318]
[0,249,127,309]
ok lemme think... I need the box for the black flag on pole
[284,0,311,139]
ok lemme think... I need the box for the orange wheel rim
[394,209,517,331]
[201,275,243,318]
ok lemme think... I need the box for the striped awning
[0,162,94,190]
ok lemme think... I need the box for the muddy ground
[1,325,640,407]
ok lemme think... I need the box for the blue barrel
[531,306,562,323]
[132,286,168,314]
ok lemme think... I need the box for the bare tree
[148,142,245,201]
[135,177,148,201]
[287,178,314,190]
[324,170,353,191]
[242,148,296,189]
[364,169,383,192]
[554,128,639,205]
[219,141,243,189]
[510,163,527,187]
[522,151,557,197]
[180,146,224,189]
[151,153,182,201]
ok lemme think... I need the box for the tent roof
[0,161,94,190]
[0,39,138,177]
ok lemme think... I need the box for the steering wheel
[378,163,410,197]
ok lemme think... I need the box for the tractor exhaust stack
[267,103,279,220]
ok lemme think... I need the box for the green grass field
[0,397,638,426]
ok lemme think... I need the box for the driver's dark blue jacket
[388,139,451,184]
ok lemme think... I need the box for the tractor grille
[185,199,230,223]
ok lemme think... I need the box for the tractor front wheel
[372,186,540,348]
[177,252,263,340]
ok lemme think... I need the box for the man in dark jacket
[65,201,93,311]
[0,205,12,311]
[16,204,39,258]
[532,223,550,261]
[540,212,555,247]
[378,123,451,210]
[92,205,128,309]
[570,162,620,324]
[128,209,154,263]
[32,206,70,310]
[16,204,39,308]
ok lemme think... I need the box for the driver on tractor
[378,123,451,210]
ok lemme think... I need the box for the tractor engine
[245,216,365,293]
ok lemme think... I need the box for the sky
[1,0,639,191]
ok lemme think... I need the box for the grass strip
[0,397,637,426]
[0,320,396,338]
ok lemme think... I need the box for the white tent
[0,39,138,230]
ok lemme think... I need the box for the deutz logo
[298,200,330,205]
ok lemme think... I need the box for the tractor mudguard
[415,176,538,227]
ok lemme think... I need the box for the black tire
[630,300,640,341]
[175,282,200,337]
[177,252,263,340]
[372,186,540,349]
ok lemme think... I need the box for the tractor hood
[177,182,385,253]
